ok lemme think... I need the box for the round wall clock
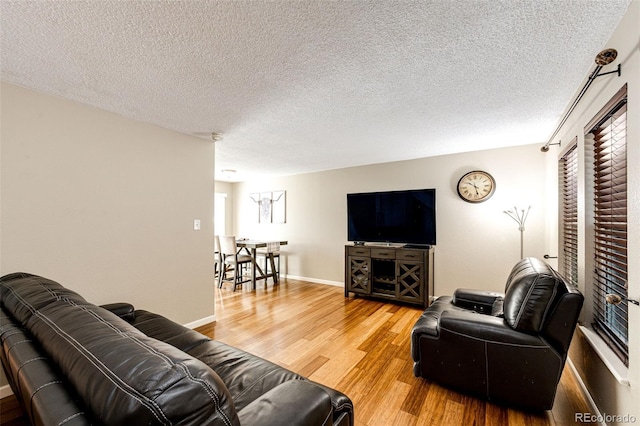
[457,170,496,203]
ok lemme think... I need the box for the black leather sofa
[411,257,583,411]
[0,272,353,425]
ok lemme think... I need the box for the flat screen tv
[347,189,436,246]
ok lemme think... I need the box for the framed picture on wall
[250,191,286,224]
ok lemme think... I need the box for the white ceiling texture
[0,1,631,182]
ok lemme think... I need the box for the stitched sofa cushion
[0,273,240,426]
[502,258,566,333]
[0,307,90,426]
[187,340,304,412]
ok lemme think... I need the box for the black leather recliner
[411,257,583,411]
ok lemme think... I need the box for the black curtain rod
[541,49,621,152]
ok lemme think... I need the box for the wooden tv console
[344,244,434,307]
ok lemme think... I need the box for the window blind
[559,141,578,287]
[587,85,628,365]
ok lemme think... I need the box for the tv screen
[347,189,436,246]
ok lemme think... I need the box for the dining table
[236,240,288,289]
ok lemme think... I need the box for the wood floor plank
[400,379,431,418]
[485,402,509,426]
[308,347,368,388]
[368,380,412,426]
[354,357,406,425]
[460,393,487,426]
[296,354,330,377]
[0,395,28,426]
[442,400,466,425]
[277,327,338,366]
[393,410,419,426]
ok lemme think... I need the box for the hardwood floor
[200,278,592,425]
[0,394,27,426]
[0,278,592,425]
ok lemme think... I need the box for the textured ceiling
[1,1,631,182]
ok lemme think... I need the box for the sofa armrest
[307,380,354,426]
[452,289,503,314]
[237,380,333,426]
[100,302,135,322]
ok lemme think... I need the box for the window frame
[559,140,579,288]
[584,84,628,366]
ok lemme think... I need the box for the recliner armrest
[100,303,135,322]
[439,309,546,346]
[237,380,333,426]
[452,288,503,314]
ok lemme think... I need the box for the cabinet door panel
[348,256,371,294]
[397,261,424,303]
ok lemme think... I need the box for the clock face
[457,171,496,203]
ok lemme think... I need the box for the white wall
[232,143,547,296]
[1,83,216,325]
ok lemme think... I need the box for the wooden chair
[218,236,253,291]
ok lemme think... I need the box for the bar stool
[258,241,280,283]
[214,236,223,286]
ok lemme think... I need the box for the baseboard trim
[566,357,604,425]
[1,384,13,398]
[183,314,217,329]
[284,275,343,287]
